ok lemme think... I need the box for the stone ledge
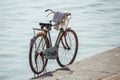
[30,47,120,80]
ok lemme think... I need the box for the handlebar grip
[45,9,49,12]
[67,13,71,16]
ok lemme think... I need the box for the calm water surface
[0,0,120,80]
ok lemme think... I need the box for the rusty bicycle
[29,9,78,74]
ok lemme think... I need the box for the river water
[0,0,120,80]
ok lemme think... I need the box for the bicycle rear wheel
[29,34,49,74]
[57,29,78,67]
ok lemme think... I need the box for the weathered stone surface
[30,47,120,80]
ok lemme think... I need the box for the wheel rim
[58,30,77,66]
[30,36,47,73]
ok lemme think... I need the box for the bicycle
[29,9,78,74]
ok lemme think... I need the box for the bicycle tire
[29,34,49,74]
[57,29,78,67]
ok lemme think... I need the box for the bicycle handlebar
[45,9,71,16]
[45,9,55,13]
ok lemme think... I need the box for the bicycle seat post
[47,30,52,47]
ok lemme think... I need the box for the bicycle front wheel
[57,29,78,67]
[29,34,49,74]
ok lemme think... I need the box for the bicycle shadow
[30,67,73,80]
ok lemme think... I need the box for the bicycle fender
[30,32,46,46]
[30,36,36,46]
[65,27,71,31]
[37,31,46,37]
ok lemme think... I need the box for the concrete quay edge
[30,47,120,80]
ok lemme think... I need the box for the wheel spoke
[29,35,49,74]
[57,29,78,67]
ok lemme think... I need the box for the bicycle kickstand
[43,67,47,74]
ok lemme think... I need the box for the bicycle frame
[32,27,70,48]
[45,28,66,59]
[31,27,65,59]
[47,28,64,48]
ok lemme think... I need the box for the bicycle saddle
[39,22,52,27]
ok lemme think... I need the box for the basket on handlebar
[52,12,69,30]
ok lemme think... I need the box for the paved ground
[30,47,120,80]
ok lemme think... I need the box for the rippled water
[0,0,120,80]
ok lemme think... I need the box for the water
[0,0,120,80]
